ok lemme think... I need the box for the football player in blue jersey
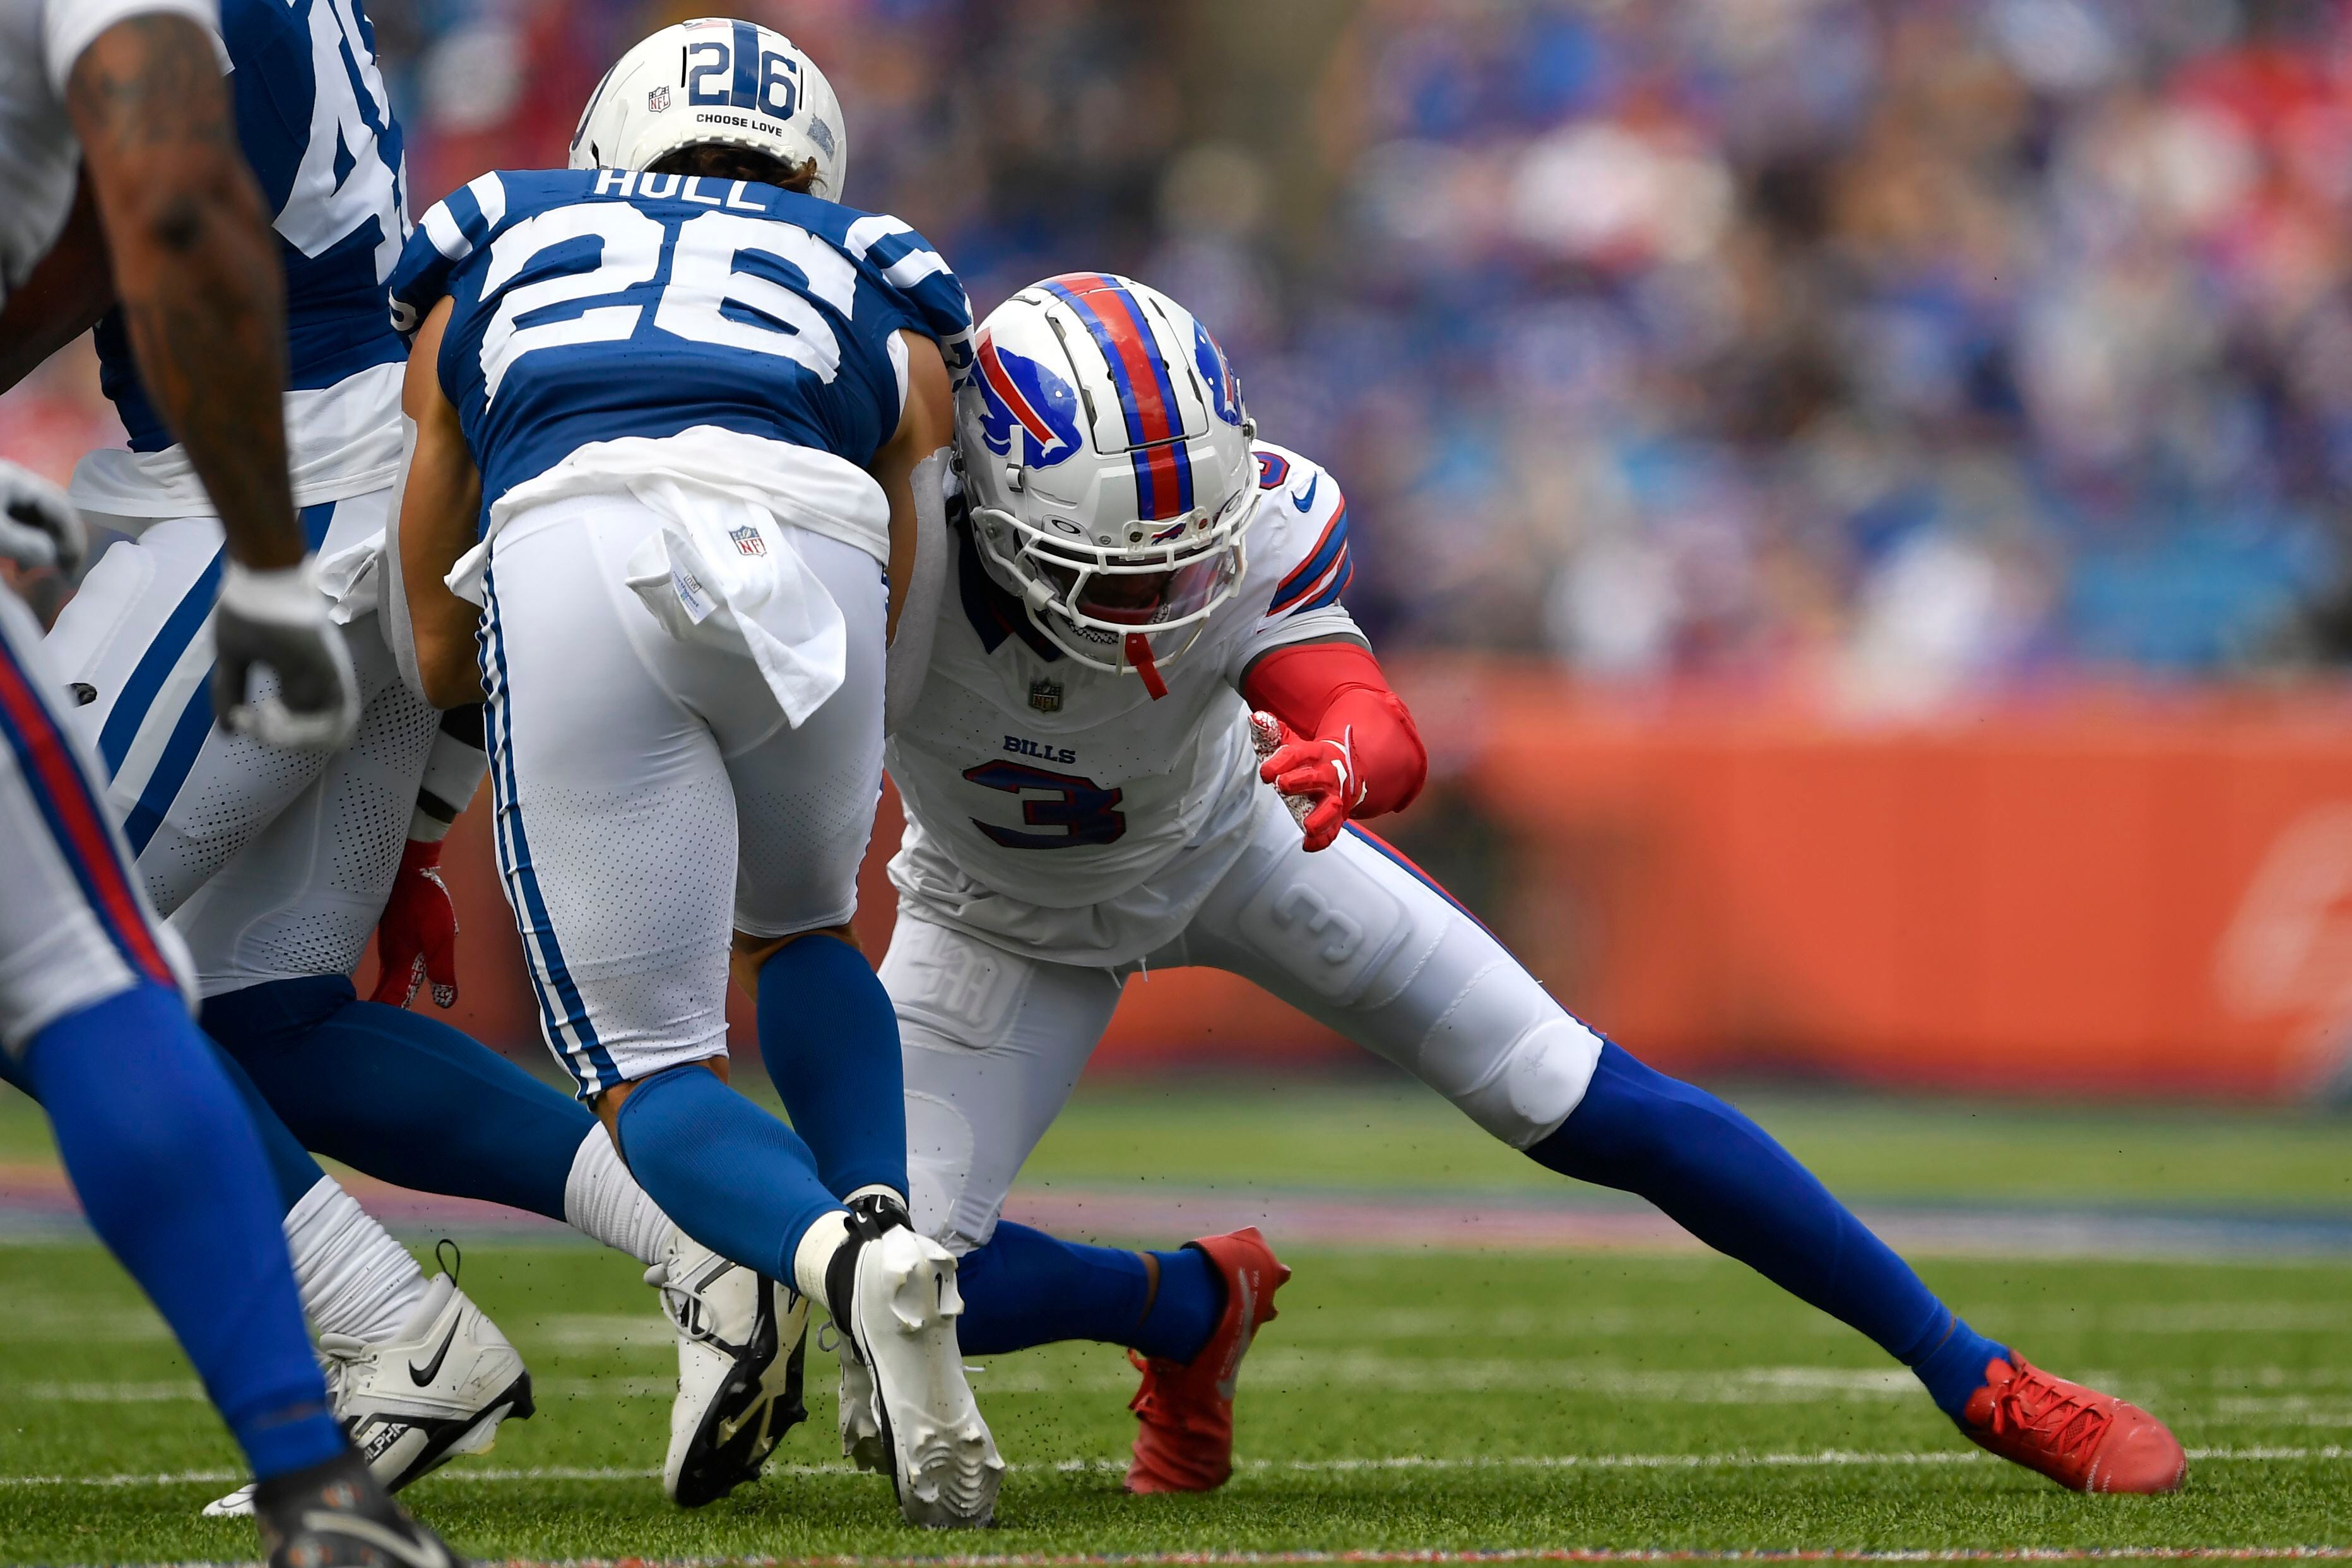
[0,0,796,1518]
[0,0,454,1559]
[390,19,999,1528]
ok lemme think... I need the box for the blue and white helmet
[959,273,1257,683]
[569,18,848,200]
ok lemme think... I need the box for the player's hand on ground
[370,839,460,1009]
[212,558,360,750]
[1251,710,1366,852]
[0,460,88,574]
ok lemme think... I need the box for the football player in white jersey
[0,0,455,1560]
[873,274,2190,1499]
[0,0,791,1516]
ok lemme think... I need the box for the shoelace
[1983,1364,2114,1460]
[316,1336,372,1412]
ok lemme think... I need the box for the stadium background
[8,5,2352,1559]
[6,0,2352,1102]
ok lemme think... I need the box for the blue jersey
[388,168,973,519]
[95,0,408,451]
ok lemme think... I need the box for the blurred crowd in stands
[8,0,2352,703]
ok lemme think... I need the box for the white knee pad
[901,1059,986,1255]
[1400,955,1604,1150]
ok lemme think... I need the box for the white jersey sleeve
[1220,442,1365,686]
[40,0,219,95]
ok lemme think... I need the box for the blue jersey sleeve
[389,172,523,341]
[838,214,975,381]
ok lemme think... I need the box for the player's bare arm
[870,329,953,645]
[66,11,358,748]
[0,174,110,393]
[396,297,485,712]
[65,14,296,568]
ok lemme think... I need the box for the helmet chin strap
[1123,634,1169,700]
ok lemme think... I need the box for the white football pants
[44,490,439,998]
[884,786,1607,1253]
[479,495,885,1099]
[0,586,192,1052]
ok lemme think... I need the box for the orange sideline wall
[382,667,2352,1102]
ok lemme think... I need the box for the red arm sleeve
[1239,639,1428,819]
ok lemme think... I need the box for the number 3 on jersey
[477,197,854,399]
[964,762,1126,849]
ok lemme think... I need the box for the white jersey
[887,440,1360,965]
[0,0,215,305]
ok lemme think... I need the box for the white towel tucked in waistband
[618,481,848,728]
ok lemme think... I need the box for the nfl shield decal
[1029,679,1063,712]
[730,524,766,557]
[647,84,671,112]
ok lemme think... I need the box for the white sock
[792,1209,851,1306]
[283,1177,431,1346]
[563,1124,678,1266]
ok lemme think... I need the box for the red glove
[1251,711,1364,851]
[370,839,459,1008]
[1240,639,1428,851]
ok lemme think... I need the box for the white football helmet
[569,18,848,200]
[958,273,1258,685]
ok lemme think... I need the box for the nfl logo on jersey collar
[730,524,767,558]
[1029,679,1063,713]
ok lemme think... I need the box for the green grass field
[1,1075,2348,1565]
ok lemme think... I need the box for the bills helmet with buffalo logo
[956,273,1256,687]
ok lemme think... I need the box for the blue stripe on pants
[101,500,343,856]
[480,567,618,1095]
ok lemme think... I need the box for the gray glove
[0,459,88,574]
[211,557,360,751]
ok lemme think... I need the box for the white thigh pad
[882,914,1121,1253]
[1222,833,1423,1006]
[1185,798,1602,1149]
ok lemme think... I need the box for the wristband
[219,555,329,625]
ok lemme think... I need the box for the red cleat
[1125,1227,1291,1494]
[1956,1353,2187,1494]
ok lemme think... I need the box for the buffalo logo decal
[975,331,1084,469]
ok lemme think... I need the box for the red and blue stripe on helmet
[1039,274,1197,522]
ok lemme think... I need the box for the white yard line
[0,1444,2341,1489]
[25,1547,2352,1568]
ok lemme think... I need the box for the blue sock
[204,975,593,1221]
[755,936,907,1199]
[1528,1042,2008,1417]
[953,1221,1222,1362]
[27,984,346,1478]
[0,1023,323,1215]
[613,1063,840,1280]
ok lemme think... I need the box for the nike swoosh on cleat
[298,1511,451,1568]
[408,1320,462,1387]
[1291,476,1318,512]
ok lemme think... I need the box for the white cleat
[837,1350,885,1475]
[203,1272,531,1518]
[651,1233,807,1506]
[829,1217,1002,1530]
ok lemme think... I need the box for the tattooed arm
[64,12,298,567]
[62,11,358,748]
